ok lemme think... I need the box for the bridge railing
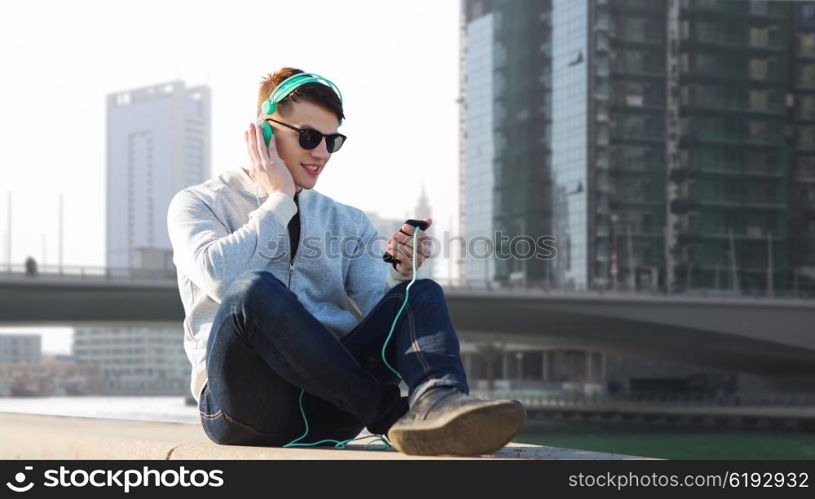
[481,390,815,408]
[1,263,814,300]
[0,263,176,282]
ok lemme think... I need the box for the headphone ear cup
[262,99,276,115]
[260,122,273,146]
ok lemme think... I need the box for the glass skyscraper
[460,0,815,295]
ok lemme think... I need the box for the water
[0,396,199,424]
[3,397,814,458]
[516,421,815,460]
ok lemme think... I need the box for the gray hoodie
[166,168,426,404]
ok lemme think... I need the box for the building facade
[106,80,211,273]
[460,0,815,295]
[72,327,188,395]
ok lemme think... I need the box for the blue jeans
[199,270,469,447]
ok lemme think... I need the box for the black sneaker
[386,387,526,456]
[366,385,409,436]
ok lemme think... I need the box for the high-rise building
[106,80,211,272]
[460,0,815,295]
[789,3,815,293]
[96,80,210,394]
[460,0,553,287]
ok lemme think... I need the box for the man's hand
[245,118,296,199]
[385,217,433,277]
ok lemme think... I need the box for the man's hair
[257,67,345,124]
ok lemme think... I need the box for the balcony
[611,29,665,47]
[680,95,785,117]
[685,30,784,52]
[681,64,783,85]
[610,162,664,175]
[694,161,785,178]
[611,94,665,112]
[682,131,784,148]
[610,129,666,144]
[686,0,787,24]
[677,190,787,210]
[611,63,665,79]
[610,197,664,209]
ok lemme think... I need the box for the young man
[166,68,525,456]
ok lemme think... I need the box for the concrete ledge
[0,413,648,460]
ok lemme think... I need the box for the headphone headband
[262,72,344,127]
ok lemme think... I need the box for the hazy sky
[0,0,461,352]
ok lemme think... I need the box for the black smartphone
[383,219,429,266]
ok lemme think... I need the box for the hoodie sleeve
[345,211,430,318]
[166,188,297,303]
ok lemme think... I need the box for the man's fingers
[386,241,412,263]
[394,240,427,263]
[391,238,415,259]
[393,231,415,250]
[393,232,431,257]
[245,126,261,165]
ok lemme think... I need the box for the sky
[0,0,462,353]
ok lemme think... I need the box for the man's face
[266,99,338,191]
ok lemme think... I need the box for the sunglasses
[264,118,347,153]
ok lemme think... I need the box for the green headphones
[259,72,344,146]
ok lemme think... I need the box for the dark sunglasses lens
[327,135,345,153]
[300,130,323,150]
[300,130,345,153]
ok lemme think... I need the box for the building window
[750,27,769,48]
[749,59,768,80]
[749,90,768,111]
[799,64,815,87]
[800,33,815,57]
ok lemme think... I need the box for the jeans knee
[406,278,444,305]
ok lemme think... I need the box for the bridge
[1,266,814,376]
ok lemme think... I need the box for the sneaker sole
[387,400,526,456]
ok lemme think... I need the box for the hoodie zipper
[287,194,303,290]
